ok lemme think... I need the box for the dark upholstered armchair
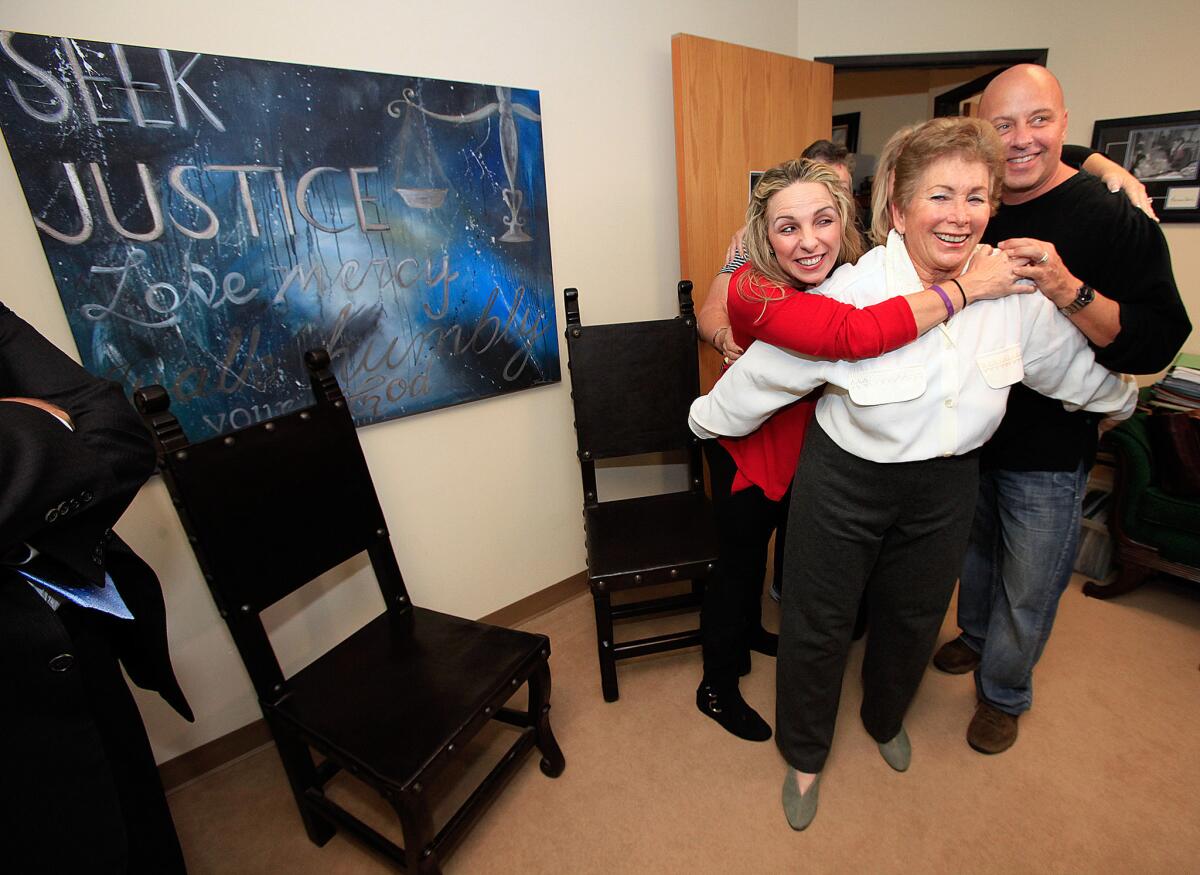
[1084,412,1200,599]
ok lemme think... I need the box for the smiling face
[766,182,843,288]
[892,155,991,284]
[979,65,1070,204]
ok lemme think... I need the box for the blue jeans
[956,463,1088,715]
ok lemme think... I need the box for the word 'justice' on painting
[0,31,560,437]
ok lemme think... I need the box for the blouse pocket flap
[976,344,1025,389]
[847,365,927,406]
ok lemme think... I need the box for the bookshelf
[1076,350,1200,586]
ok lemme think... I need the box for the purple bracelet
[930,284,955,320]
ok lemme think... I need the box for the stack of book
[1146,352,1200,413]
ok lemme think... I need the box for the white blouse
[689,231,1136,464]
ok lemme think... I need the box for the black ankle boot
[695,681,772,742]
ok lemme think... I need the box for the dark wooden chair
[563,282,718,702]
[134,350,564,874]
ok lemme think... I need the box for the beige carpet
[168,573,1200,873]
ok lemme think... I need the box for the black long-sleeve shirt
[981,170,1190,470]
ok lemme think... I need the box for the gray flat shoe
[781,769,821,831]
[878,726,911,772]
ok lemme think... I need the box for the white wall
[833,90,928,185]
[834,67,999,187]
[0,0,799,761]
[805,0,1200,360]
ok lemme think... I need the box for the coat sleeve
[1018,294,1138,419]
[690,341,827,439]
[1083,205,1190,374]
[0,302,155,555]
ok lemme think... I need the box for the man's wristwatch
[1059,283,1095,316]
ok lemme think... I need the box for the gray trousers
[776,422,978,773]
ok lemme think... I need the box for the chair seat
[1132,486,1200,566]
[272,607,547,790]
[1141,486,1200,538]
[585,491,718,587]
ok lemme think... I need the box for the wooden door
[671,34,833,391]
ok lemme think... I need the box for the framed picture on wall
[1092,110,1200,222]
[831,112,860,153]
[749,170,764,200]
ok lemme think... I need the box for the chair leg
[528,659,566,777]
[1083,558,1152,600]
[591,589,619,702]
[268,721,336,846]
[392,789,441,875]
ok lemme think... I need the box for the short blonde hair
[868,117,1006,245]
[739,158,865,307]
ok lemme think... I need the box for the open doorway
[814,50,1048,223]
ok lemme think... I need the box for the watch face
[1060,284,1095,316]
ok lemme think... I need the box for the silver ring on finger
[1038,250,1049,264]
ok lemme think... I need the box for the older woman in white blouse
[689,117,1135,831]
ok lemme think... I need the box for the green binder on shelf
[1171,351,1200,370]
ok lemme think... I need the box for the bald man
[933,65,1190,754]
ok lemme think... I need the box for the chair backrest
[135,350,411,699]
[563,282,704,504]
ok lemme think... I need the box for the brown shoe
[932,638,981,674]
[967,702,1019,754]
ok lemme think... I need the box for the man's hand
[995,239,1082,309]
[1,397,73,429]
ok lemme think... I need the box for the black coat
[0,301,191,721]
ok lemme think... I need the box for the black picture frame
[749,170,764,201]
[831,112,860,153]
[1091,110,1200,222]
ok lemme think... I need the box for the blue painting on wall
[0,30,560,437]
